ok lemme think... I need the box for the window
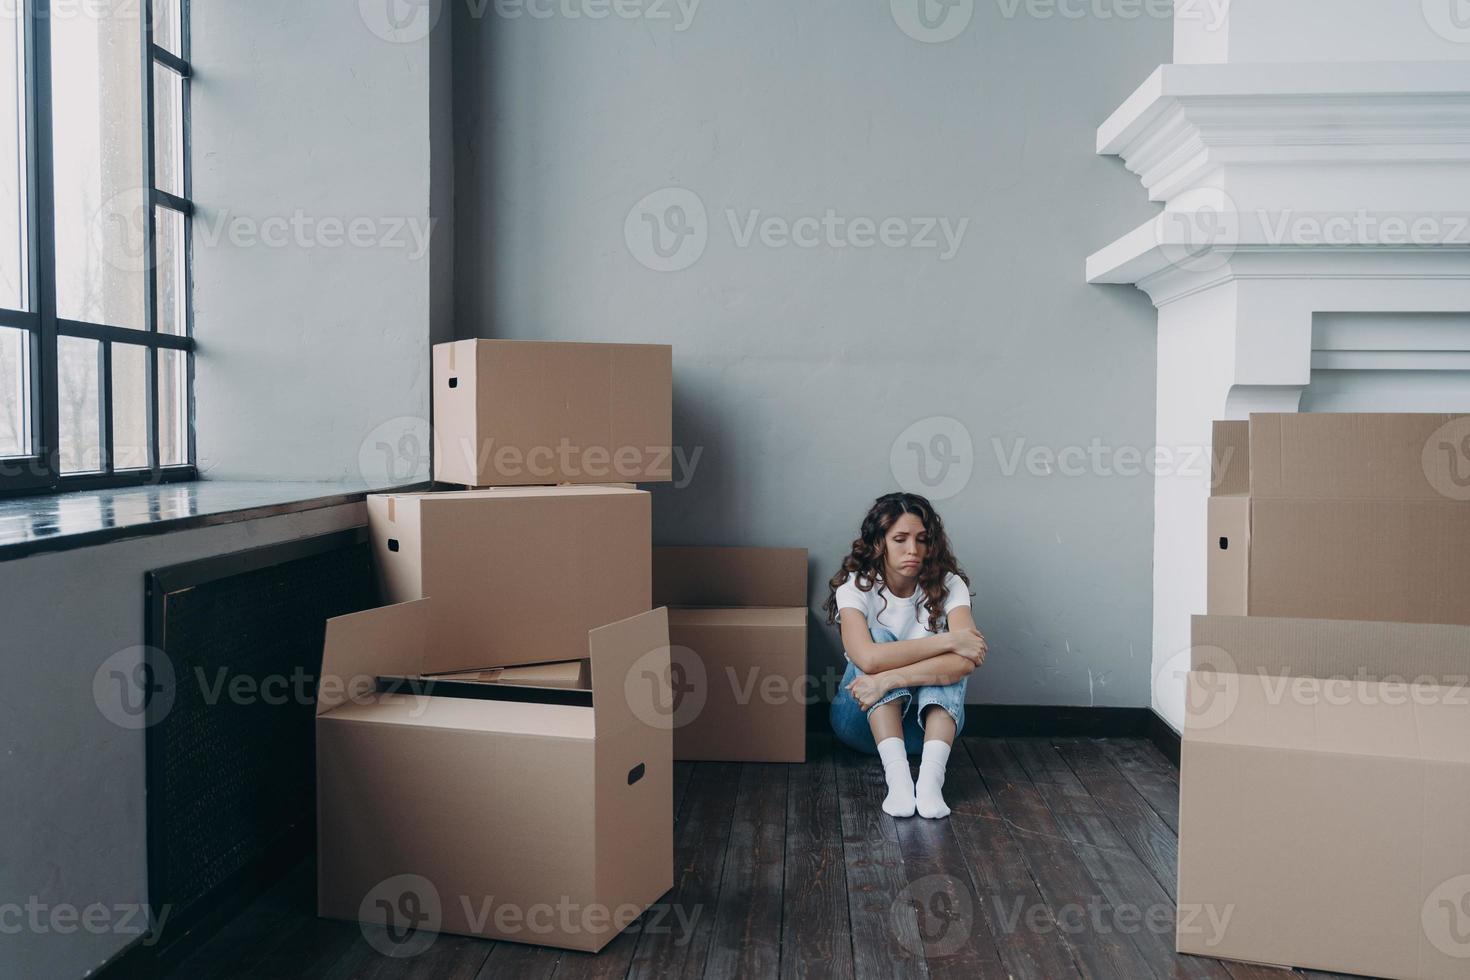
[1,0,194,496]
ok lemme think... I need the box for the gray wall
[454,0,1168,706]
[0,505,365,980]
[190,0,444,483]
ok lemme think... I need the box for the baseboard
[807,702,1157,739]
[1147,709,1181,768]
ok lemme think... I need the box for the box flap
[1249,412,1470,499]
[588,607,671,737]
[1192,615,1470,685]
[653,547,808,608]
[667,607,807,629]
[1185,671,1470,765]
[1211,420,1249,497]
[318,599,430,716]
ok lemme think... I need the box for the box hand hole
[1219,537,1229,551]
[448,377,458,389]
[387,539,400,553]
[627,763,646,786]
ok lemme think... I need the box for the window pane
[157,347,186,465]
[112,342,148,469]
[0,325,28,456]
[59,335,102,473]
[1,2,26,312]
[155,205,185,334]
[51,3,147,330]
[152,0,183,58]
[152,62,182,196]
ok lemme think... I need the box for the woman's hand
[847,671,895,711]
[949,627,989,667]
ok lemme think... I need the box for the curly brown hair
[822,492,969,633]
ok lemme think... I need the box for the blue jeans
[829,626,968,756]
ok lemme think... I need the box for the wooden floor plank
[833,744,928,980]
[780,737,855,980]
[891,801,1010,980]
[473,943,563,979]
[1097,738,1181,833]
[1052,738,1181,901]
[940,740,1085,980]
[963,738,1158,980]
[705,763,788,980]
[1005,738,1232,980]
[625,762,742,980]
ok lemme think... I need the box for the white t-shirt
[834,572,970,644]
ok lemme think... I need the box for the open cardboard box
[653,546,809,763]
[1207,413,1470,625]
[1178,614,1470,978]
[432,339,673,487]
[367,485,651,669]
[315,598,673,952]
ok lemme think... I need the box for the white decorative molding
[1088,238,1470,307]
[1099,62,1470,203]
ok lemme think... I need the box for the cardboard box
[1206,413,1470,625]
[316,598,673,953]
[433,660,591,690]
[433,339,673,487]
[367,486,651,669]
[1178,614,1470,978]
[652,547,808,763]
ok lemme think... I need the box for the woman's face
[882,512,929,581]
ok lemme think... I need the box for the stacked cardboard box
[1206,414,1470,625]
[315,340,680,953]
[432,339,673,488]
[653,547,810,763]
[1180,413,1470,979]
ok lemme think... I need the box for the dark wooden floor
[166,736,1363,980]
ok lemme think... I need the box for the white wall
[0,505,365,980]
[190,0,447,482]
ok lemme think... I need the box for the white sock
[876,737,915,818]
[915,740,952,819]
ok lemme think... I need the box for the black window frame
[1,0,196,497]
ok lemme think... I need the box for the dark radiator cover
[143,526,377,953]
